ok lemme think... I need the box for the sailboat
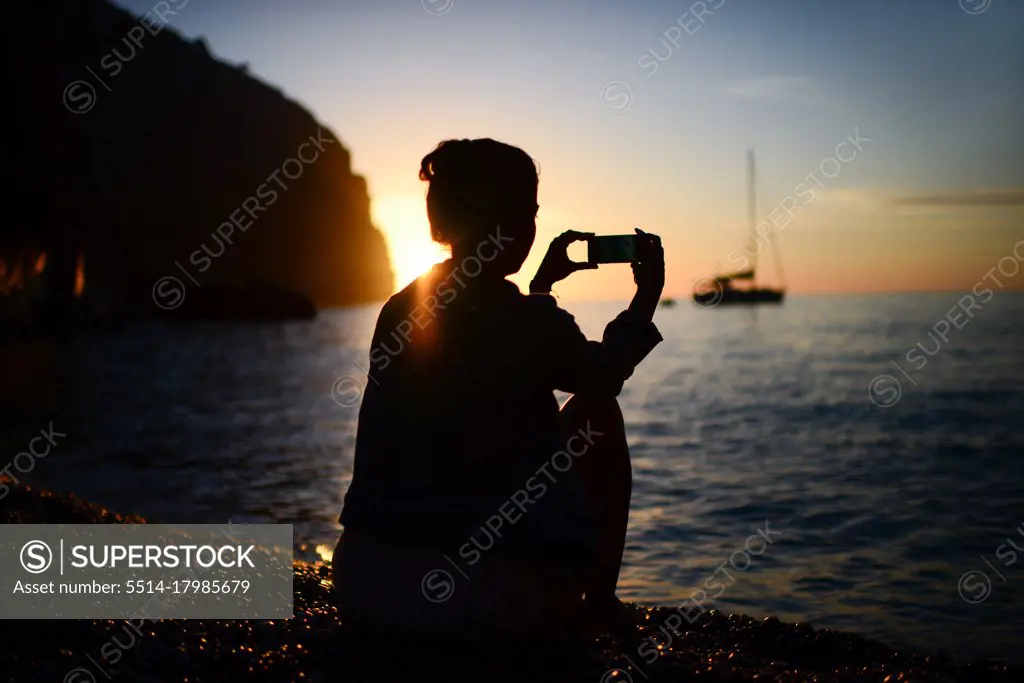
[693,149,786,306]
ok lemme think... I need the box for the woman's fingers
[634,230,662,262]
[557,230,594,245]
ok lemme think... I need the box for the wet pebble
[2,483,1022,683]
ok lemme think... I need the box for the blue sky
[112,0,1023,295]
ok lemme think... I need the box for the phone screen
[588,235,637,263]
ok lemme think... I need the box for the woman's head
[419,138,538,276]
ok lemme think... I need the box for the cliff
[4,0,393,326]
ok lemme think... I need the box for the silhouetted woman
[334,138,664,641]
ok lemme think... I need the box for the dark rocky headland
[1,481,1020,683]
[4,0,393,333]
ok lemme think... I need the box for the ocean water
[8,293,1024,662]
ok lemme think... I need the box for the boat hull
[693,289,785,306]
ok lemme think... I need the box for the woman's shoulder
[381,267,446,314]
[377,273,579,330]
[516,291,580,330]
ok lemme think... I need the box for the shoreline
[1,481,1020,682]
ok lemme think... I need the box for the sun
[372,194,450,290]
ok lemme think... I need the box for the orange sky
[373,173,1024,299]
[116,0,1024,299]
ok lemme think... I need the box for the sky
[115,0,1024,299]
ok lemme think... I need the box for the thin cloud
[816,188,887,210]
[889,189,1024,208]
[817,188,1024,213]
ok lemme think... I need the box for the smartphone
[588,235,637,264]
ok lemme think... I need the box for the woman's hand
[530,230,597,293]
[629,228,664,321]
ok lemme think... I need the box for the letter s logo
[20,540,53,574]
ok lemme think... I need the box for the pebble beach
[1,481,1020,683]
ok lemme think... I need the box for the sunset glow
[118,0,1024,300]
[372,194,449,290]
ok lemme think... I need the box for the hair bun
[418,138,474,183]
[418,138,538,248]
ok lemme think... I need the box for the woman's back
[340,262,590,552]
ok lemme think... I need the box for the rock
[6,0,393,333]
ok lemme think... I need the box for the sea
[5,293,1023,663]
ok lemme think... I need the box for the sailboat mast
[747,148,757,287]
